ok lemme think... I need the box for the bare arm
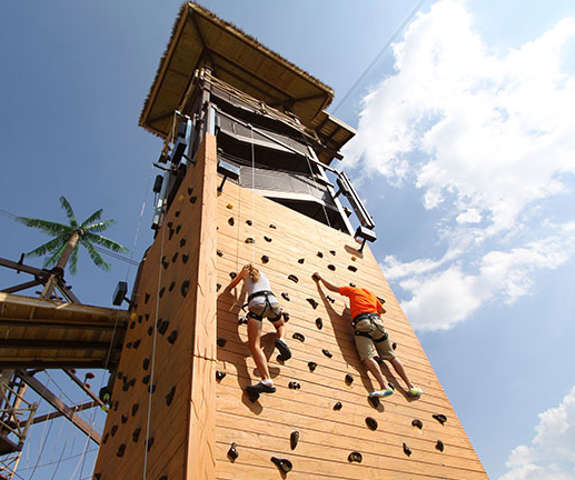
[312,272,340,293]
[225,265,248,291]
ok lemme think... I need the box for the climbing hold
[158,319,169,334]
[436,440,445,452]
[216,283,221,292]
[392,342,397,350]
[282,312,290,322]
[180,238,186,247]
[227,442,239,462]
[217,338,227,347]
[264,235,272,242]
[216,371,226,381]
[298,258,305,264]
[333,401,343,411]
[229,272,237,279]
[126,341,133,348]
[317,251,323,258]
[132,403,139,416]
[168,281,175,292]
[148,384,156,394]
[288,274,298,283]
[159,287,165,298]
[403,443,412,456]
[307,298,318,309]
[132,427,141,443]
[271,457,293,474]
[217,249,223,257]
[182,254,189,264]
[181,280,190,297]
[365,417,378,431]
[322,349,333,358]
[411,419,423,429]
[142,375,150,385]
[281,292,290,301]
[261,255,269,263]
[432,414,447,425]
[161,257,169,269]
[144,293,150,304]
[238,316,248,325]
[133,339,141,349]
[349,282,356,287]
[172,251,179,263]
[165,386,176,406]
[329,250,336,256]
[290,431,299,450]
[116,444,126,457]
[146,437,154,451]
[175,210,181,217]
[102,433,109,444]
[348,451,362,463]
[328,264,336,271]
[226,203,233,209]
[147,326,153,336]
[351,256,357,261]
[327,295,335,303]
[348,265,357,272]
[168,228,175,240]
[94,473,102,479]
[368,397,380,408]
[178,194,185,202]
[308,362,317,372]
[288,381,301,390]
[292,332,305,342]
[187,187,193,195]
[345,374,354,385]
[268,223,277,230]
[145,313,150,322]
[228,217,234,226]
[315,318,323,330]
[245,237,254,244]
[377,296,386,304]
[246,219,253,226]
[111,425,118,436]
[138,315,143,323]
[189,196,197,204]
[168,330,178,344]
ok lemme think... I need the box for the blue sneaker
[369,388,394,398]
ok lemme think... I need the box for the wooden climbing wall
[214,181,489,479]
[93,135,218,479]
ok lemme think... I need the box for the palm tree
[16,196,127,298]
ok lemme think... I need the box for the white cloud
[499,386,575,480]
[345,0,575,330]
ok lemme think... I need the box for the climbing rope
[249,126,256,266]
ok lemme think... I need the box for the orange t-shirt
[338,286,384,319]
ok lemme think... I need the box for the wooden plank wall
[215,181,488,479]
[93,135,218,479]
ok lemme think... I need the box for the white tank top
[245,271,271,296]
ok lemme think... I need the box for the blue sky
[1,1,574,478]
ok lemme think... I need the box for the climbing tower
[94,4,488,479]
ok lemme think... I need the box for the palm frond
[84,232,128,253]
[84,219,115,233]
[16,217,73,236]
[69,245,79,274]
[43,240,69,269]
[26,235,66,257]
[59,196,78,228]
[81,239,110,271]
[80,209,103,229]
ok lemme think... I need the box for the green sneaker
[369,387,394,398]
[409,386,424,397]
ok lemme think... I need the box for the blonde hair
[246,264,260,282]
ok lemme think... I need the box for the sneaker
[408,386,424,397]
[246,381,276,394]
[369,387,394,398]
[274,338,292,360]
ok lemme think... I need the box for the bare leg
[389,357,414,389]
[363,357,388,390]
[272,318,285,340]
[247,318,271,381]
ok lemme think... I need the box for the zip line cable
[331,0,427,114]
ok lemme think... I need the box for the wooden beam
[0,257,50,278]
[63,369,106,408]
[17,371,101,444]
[1,280,42,294]
[28,400,98,425]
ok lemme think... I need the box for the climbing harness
[243,290,282,322]
[352,313,389,342]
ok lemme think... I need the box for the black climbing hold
[348,265,357,272]
[345,374,354,385]
[228,217,234,226]
[168,281,175,292]
[245,237,254,244]
[403,442,412,456]
[94,473,102,480]
[315,317,323,329]
[238,316,248,325]
[167,330,178,344]
[111,425,118,436]
[348,451,362,463]
[144,293,150,304]
[216,283,221,292]
[126,341,133,348]
[269,224,277,229]
[216,249,223,257]
[181,280,190,297]
[147,326,153,336]
[261,255,269,263]
[329,250,336,256]
[297,258,305,264]
[292,332,305,342]
[189,196,197,204]
[138,315,143,323]
[159,287,165,298]
[116,444,126,457]
[288,381,301,390]
[227,442,239,462]
[133,339,141,349]
[182,254,189,264]
[161,257,169,269]
[349,282,356,287]
[146,436,154,451]
[307,298,318,309]
[377,296,386,304]
[288,274,298,283]
[165,386,176,406]
[158,319,169,334]
[180,238,186,247]
[216,371,226,381]
[145,313,150,322]
[328,264,336,271]
[229,272,237,279]
[132,403,139,416]
[392,342,397,350]
[264,236,272,242]
[175,224,181,234]
[132,427,141,443]
[290,431,299,450]
[365,417,378,431]
[282,312,290,322]
[168,228,175,240]
[317,251,323,258]
[103,433,109,444]
[436,440,445,452]
[412,419,423,429]
[368,397,380,408]
[246,219,253,226]
[327,295,335,303]
[217,338,227,347]
[142,375,150,385]
[308,361,317,372]
[271,457,292,474]
[432,414,447,425]
[148,384,156,394]
[113,401,119,411]
[281,292,290,301]
[333,401,343,411]
[172,252,179,263]
[322,349,333,358]
[175,210,181,217]
[187,187,193,195]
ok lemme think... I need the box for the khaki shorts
[248,295,282,322]
[353,316,396,362]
